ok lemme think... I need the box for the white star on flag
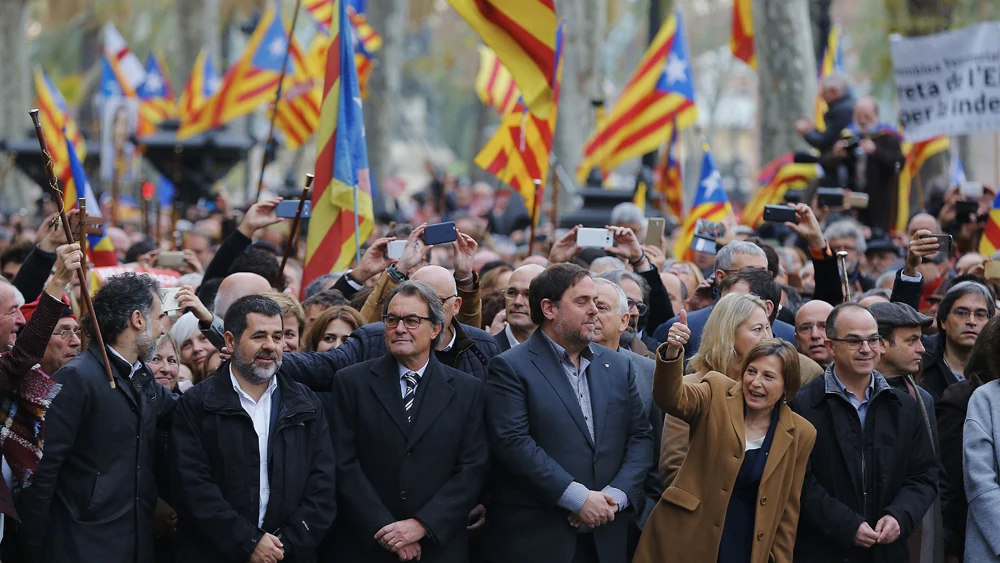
[355,97,366,137]
[269,37,286,57]
[701,170,722,199]
[144,71,163,93]
[206,76,221,93]
[664,53,688,84]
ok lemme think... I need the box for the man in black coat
[791,303,937,563]
[920,280,994,400]
[796,73,856,154]
[483,263,653,563]
[170,295,336,563]
[330,280,489,563]
[18,272,176,563]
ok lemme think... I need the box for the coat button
[757,532,764,541]
[760,497,767,505]
[400,491,407,500]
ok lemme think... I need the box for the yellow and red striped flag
[730,0,755,69]
[448,0,558,119]
[577,11,697,183]
[674,143,734,260]
[897,136,949,232]
[137,53,177,136]
[654,122,683,218]
[980,192,1000,256]
[178,6,293,139]
[272,37,323,149]
[475,45,520,115]
[814,24,844,132]
[306,0,382,53]
[33,69,86,185]
[742,154,823,228]
[474,22,565,218]
[304,0,375,288]
[177,50,220,124]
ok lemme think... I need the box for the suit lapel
[527,332,594,447]
[761,404,795,485]
[406,359,455,447]
[589,348,610,447]
[727,383,746,446]
[369,356,410,437]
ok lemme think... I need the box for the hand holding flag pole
[29,109,117,389]
[278,173,313,290]
[254,0,306,203]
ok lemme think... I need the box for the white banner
[890,22,1000,142]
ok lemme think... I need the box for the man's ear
[714,270,725,287]
[453,296,463,316]
[618,313,630,333]
[765,300,775,317]
[131,309,145,331]
[541,298,559,322]
[224,331,236,355]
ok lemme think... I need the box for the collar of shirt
[825,366,877,402]
[229,364,278,405]
[504,324,521,348]
[440,326,458,352]
[397,358,430,380]
[541,331,594,370]
[107,346,144,380]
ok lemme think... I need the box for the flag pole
[254,0,305,203]
[278,173,313,290]
[529,179,542,256]
[353,184,361,265]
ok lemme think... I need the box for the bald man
[185,272,274,350]
[795,300,835,367]
[497,264,545,352]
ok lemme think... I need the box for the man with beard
[919,281,995,400]
[796,300,835,368]
[19,272,175,563]
[497,264,545,351]
[484,263,653,563]
[791,303,937,563]
[170,295,336,563]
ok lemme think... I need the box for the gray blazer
[963,380,1000,562]
[621,348,663,530]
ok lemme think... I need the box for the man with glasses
[329,280,489,562]
[20,297,81,376]
[795,300,835,367]
[919,281,995,400]
[792,303,937,563]
[497,264,545,352]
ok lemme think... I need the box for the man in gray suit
[591,278,663,557]
[484,263,653,563]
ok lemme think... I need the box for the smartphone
[387,240,406,260]
[645,218,666,247]
[986,261,1000,280]
[275,200,312,219]
[783,190,804,204]
[845,193,870,209]
[762,205,797,223]
[929,234,952,263]
[690,234,717,255]
[816,188,845,208]
[576,227,614,248]
[423,221,458,245]
[157,251,186,268]
[961,180,984,199]
[160,287,182,313]
[956,200,979,223]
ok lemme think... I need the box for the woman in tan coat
[635,306,817,563]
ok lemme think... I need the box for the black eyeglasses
[53,329,82,338]
[503,288,530,301]
[383,314,434,329]
[627,299,648,316]
[828,336,882,350]
[439,295,457,303]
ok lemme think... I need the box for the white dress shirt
[397,359,430,397]
[229,366,279,527]
[503,324,522,349]
[107,346,144,380]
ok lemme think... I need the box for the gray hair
[824,220,867,254]
[592,277,629,315]
[590,256,627,273]
[822,72,850,94]
[0,278,24,308]
[714,241,767,272]
[304,273,341,299]
[595,269,650,302]
[610,202,646,227]
[383,280,446,349]
[875,269,898,289]
[853,288,891,304]
[170,312,202,347]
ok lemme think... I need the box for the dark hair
[740,338,802,398]
[749,238,780,279]
[349,285,375,312]
[223,295,283,343]
[303,287,348,310]
[825,302,872,339]
[386,223,415,239]
[196,277,223,312]
[228,249,280,290]
[721,268,781,324]
[86,272,160,342]
[480,289,506,331]
[303,305,366,351]
[125,238,157,264]
[0,241,33,270]
[963,315,1000,387]
[936,280,996,334]
[529,263,591,326]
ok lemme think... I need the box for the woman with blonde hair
[635,330,816,563]
[302,305,366,352]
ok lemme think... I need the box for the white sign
[890,22,1000,142]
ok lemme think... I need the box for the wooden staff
[254,0,306,203]
[837,251,853,303]
[78,198,89,351]
[30,109,116,389]
[550,166,560,229]
[277,174,314,289]
[528,179,542,256]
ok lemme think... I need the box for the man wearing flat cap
[869,301,942,563]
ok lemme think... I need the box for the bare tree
[752,0,816,164]
[175,0,220,84]
[364,0,406,188]
[0,0,32,206]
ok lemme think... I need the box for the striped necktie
[402,371,421,422]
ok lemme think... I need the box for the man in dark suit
[497,264,545,352]
[484,263,653,563]
[331,280,490,563]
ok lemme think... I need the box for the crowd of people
[0,74,996,562]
